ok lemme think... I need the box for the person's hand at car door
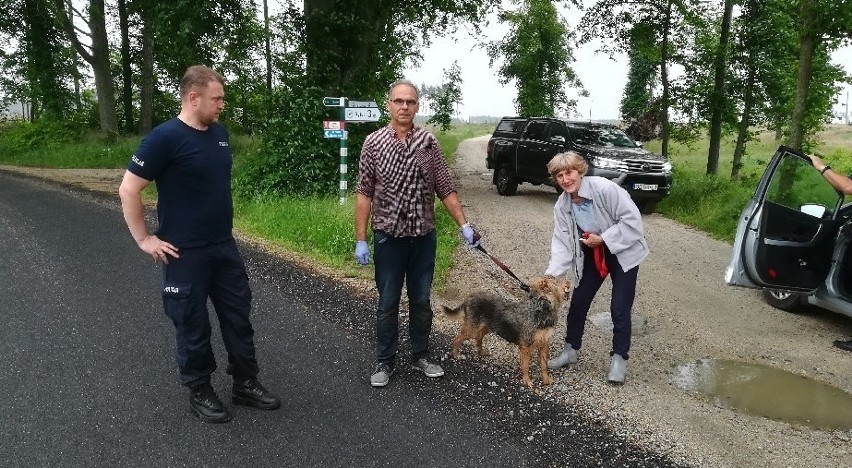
[809,154,852,195]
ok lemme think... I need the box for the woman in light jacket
[545,151,648,383]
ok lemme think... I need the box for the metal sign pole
[323,96,380,204]
[339,97,348,205]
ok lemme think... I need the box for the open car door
[725,146,844,292]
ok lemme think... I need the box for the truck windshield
[569,126,637,148]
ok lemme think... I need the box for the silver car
[725,145,852,319]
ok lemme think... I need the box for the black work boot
[189,383,232,423]
[232,378,281,410]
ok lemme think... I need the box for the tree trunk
[89,0,118,135]
[139,12,155,134]
[706,0,734,175]
[118,0,134,133]
[263,0,271,91]
[732,65,756,181]
[789,0,817,151]
[659,0,672,158]
[54,0,118,134]
[67,0,81,110]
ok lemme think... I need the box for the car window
[524,121,548,141]
[567,125,636,147]
[765,152,841,217]
[495,119,525,135]
[546,122,570,141]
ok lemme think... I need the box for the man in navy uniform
[118,65,280,423]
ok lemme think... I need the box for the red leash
[471,233,530,292]
[582,232,609,279]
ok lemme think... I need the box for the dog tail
[439,303,465,319]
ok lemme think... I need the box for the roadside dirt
[3,138,852,467]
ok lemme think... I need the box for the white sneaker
[547,346,578,370]
[607,354,627,383]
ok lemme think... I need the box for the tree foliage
[1,0,850,194]
[620,21,658,123]
[245,0,498,196]
[427,61,463,131]
[487,0,584,117]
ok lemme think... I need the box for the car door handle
[765,224,826,247]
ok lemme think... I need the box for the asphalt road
[0,171,684,468]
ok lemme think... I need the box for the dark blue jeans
[161,239,258,388]
[373,229,436,365]
[564,243,638,359]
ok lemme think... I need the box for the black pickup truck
[486,117,672,213]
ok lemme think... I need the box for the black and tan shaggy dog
[440,276,572,388]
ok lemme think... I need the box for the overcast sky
[403,7,852,122]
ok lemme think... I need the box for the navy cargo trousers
[564,242,638,360]
[161,239,259,388]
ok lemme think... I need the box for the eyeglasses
[390,98,418,106]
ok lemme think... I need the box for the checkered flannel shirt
[356,125,456,237]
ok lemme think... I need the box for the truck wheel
[637,200,658,214]
[495,165,518,196]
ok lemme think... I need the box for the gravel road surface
[434,136,852,468]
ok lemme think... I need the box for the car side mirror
[635,141,644,148]
[800,203,826,218]
[550,135,566,145]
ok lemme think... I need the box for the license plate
[633,183,658,191]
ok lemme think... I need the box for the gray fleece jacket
[545,176,649,280]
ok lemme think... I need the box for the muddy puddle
[673,359,852,430]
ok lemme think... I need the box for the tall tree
[487,0,584,117]
[118,0,134,133]
[729,0,760,181]
[582,0,704,157]
[788,0,852,150]
[705,0,734,175]
[620,21,658,123]
[23,0,72,118]
[137,5,155,133]
[427,61,463,131]
[53,0,118,134]
[262,0,272,91]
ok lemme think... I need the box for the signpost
[322,96,383,204]
[344,107,381,122]
[323,97,349,204]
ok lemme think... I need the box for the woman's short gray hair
[548,151,589,178]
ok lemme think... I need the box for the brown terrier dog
[440,276,572,388]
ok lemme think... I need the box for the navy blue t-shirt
[128,118,233,248]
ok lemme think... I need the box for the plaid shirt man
[356,124,456,237]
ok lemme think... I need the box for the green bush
[233,85,382,198]
[657,169,756,242]
[0,119,138,168]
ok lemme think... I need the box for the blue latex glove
[460,223,480,247]
[355,240,370,265]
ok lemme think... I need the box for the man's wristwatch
[820,165,832,175]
